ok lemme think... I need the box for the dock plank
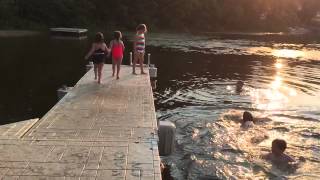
[0,65,161,179]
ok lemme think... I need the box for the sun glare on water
[275,62,283,69]
[273,49,304,59]
[250,60,297,111]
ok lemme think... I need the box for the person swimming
[263,139,295,165]
[236,80,244,93]
[241,111,254,128]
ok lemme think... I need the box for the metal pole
[86,61,93,72]
[130,52,133,65]
[148,53,151,67]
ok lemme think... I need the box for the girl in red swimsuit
[110,31,125,79]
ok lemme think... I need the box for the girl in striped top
[133,24,147,75]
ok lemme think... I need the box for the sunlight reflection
[275,62,283,69]
[250,59,298,110]
[273,49,304,59]
[289,88,297,96]
[271,76,282,89]
[251,88,289,110]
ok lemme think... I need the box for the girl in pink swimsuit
[110,31,125,79]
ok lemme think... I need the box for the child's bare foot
[116,76,120,80]
[98,80,101,84]
[141,72,147,74]
[112,73,115,77]
[94,76,97,80]
[132,72,137,75]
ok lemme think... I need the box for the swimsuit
[111,41,124,60]
[242,121,254,128]
[135,33,145,53]
[92,48,106,64]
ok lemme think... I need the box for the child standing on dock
[110,31,125,79]
[133,24,147,75]
[85,32,109,84]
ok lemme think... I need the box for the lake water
[0,32,319,179]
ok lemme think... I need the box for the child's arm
[285,154,296,162]
[108,41,113,57]
[85,44,95,60]
[109,40,114,50]
[105,43,110,53]
[133,35,137,52]
[122,41,125,51]
[104,43,110,57]
[262,153,272,161]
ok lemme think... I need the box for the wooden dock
[0,65,161,179]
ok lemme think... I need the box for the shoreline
[0,30,42,37]
[0,28,316,39]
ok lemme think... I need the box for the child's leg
[139,53,146,74]
[94,64,98,80]
[112,58,115,76]
[132,52,138,74]
[116,58,122,79]
[97,63,104,84]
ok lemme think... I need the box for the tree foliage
[0,0,319,31]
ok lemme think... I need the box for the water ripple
[153,33,320,179]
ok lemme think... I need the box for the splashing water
[153,33,320,179]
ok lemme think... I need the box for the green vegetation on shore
[0,0,319,32]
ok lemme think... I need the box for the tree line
[0,0,319,32]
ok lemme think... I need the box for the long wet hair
[94,32,104,43]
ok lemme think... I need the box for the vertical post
[86,61,94,72]
[158,121,176,156]
[148,53,151,67]
[57,85,72,100]
[130,52,133,65]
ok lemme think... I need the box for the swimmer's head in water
[272,139,287,155]
[243,111,253,122]
[236,81,244,92]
